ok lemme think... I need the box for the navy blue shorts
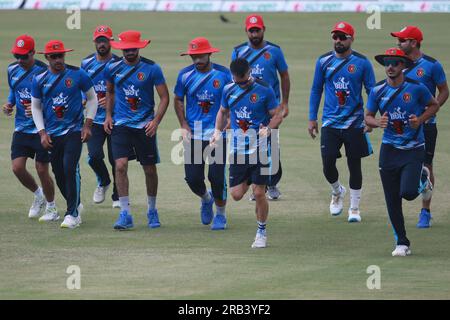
[229,152,271,188]
[88,123,136,160]
[111,125,159,166]
[11,131,50,163]
[320,126,372,159]
[423,123,437,166]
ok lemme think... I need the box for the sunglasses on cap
[332,33,351,41]
[14,53,31,60]
[383,58,404,67]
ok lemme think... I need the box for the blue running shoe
[147,209,161,228]
[200,191,214,225]
[211,214,227,230]
[114,211,134,230]
[417,208,432,228]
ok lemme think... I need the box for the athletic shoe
[417,208,432,228]
[348,208,362,223]
[249,193,256,201]
[112,200,120,209]
[39,206,60,222]
[147,209,161,228]
[60,214,81,229]
[330,186,346,216]
[419,167,433,201]
[392,245,411,257]
[93,184,109,204]
[251,230,267,248]
[28,193,45,218]
[211,214,227,230]
[114,211,134,230]
[267,186,281,200]
[200,191,214,225]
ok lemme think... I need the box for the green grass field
[1,11,450,299]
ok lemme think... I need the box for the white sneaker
[330,186,346,216]
[39,206,60,222]
[251,231,267,248]
[112,200,120,208]
[60,214,81,229]
[421,167,433,201]
[28,194,45,218]
[392,245,411,257]
[267,186,281,200]
[348,208,361,223]
[93,185,109,204]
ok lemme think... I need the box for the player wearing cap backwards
[365,48,439,256]
[174,38,232,230]
[391,26,449,228]
[103,30,169,230]
[3,35,57,221]
[81,26,123,208]
[210,58,283,248]
[31,40,98,229]
[231,14,290,201]
[309,22,376,223]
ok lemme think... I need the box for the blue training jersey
[367,78,434,150]
[221,79,279,155]
[31,64,94,136]
[7,60,47,133]
[231,41,288,103]
[403,54,446,124]
[309,50,376,129]
[81,53,120,125]
[174,63,232,141]
[104,56,166,129]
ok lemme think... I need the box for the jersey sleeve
[152,64,166,86]
[173,71,185,98]
[266,86,279,111]
[79,69,94,92]
[275,47,288,73]
[366,88,379,114]
[103,63,113,83]
[363,59,376,95]
[31,76,41,99]
[309,58,324,121]
[6,70,15,104]
[231,49,238,62]
[418,83,434,107]
[221,87,230,109]
[432,61,447,86]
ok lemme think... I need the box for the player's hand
[98,97,107,108]
[145,119,159,137]
[39,130,53,149]
[81,124,92,143]
[181,123,192,143]
[259,123,271,138]
[104,116,113,135]
[378,112,389,128]
[23,102,32,118]
[364,125,373,133]
[409,114,421,129]
[2,103,14,116]
[308,120,318,139]
[209,129,222,148]
[281,102,289,118]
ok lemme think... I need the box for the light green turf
[0,11,450,299]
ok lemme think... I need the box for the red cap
[37,40,73,54]
[331,21,355,37]
[245,14,265,31]
[110,30,150,50]
[181,37,220,56]
[93,25,113,41]
[374,47,413,67]
[11,34,35,55]
[391,26,423,43]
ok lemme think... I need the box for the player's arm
[145,83,169,137]
[410,97,440,129]
[81,87,98,142]
[436,82,449,107]
[308,59,324,139]
[31,97,52,149]
[260,105,283,137]
[104,80,115,134]
[174,95,191,141]
[279,70,290,118]
[365,110,388,129]
[3,88,15,116]
[210,106,229,147]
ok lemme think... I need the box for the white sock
[147,196,156,211]
[350,188,362,210]
[46,201,55,209]
[216,205,226,216]
[201,191,212,203]
[34,187,43,198]
[331,181,342,195]
[119,196,130,212]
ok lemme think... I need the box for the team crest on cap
[347,64,356,73]
[250,93,259,103]
[213,79,221,89]
[249,17,258,23]
[65,78,73,88]
[53,43,60,50]
[403,92,411,103]
[191,43,198,49]
[416,68,425,77]
[17,40,25,48]
[97,26,108,32]
[338,23,345,28]
[137,72,145,81]
[264,52,271,60]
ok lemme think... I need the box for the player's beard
[195,56,210,72]
[97,45,111,57]
[250,36,263,47]
[334,43,350,54]
[386,67,402,80]
[125,52,139,63]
